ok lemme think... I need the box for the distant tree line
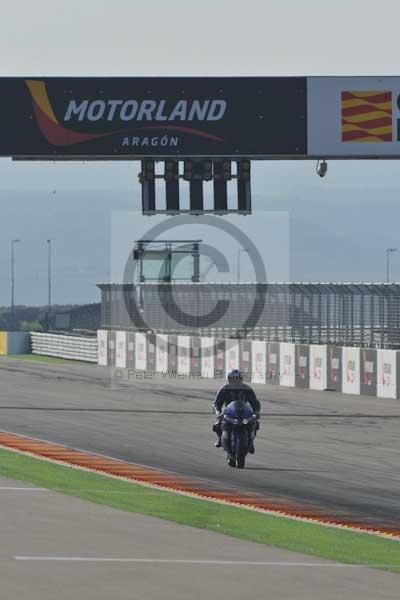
[0,304,100,332]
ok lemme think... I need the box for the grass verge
[0,447,399,572]
[6,354,94,366]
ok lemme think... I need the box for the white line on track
[0,487,160,493]
[13,557,382,567]
[0,487,47,491]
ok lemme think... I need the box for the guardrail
[31,332,98,363]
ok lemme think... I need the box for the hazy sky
[1,0,400,306]
[1,0,400,76]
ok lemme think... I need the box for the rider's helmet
[227,369,243,382]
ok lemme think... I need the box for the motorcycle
[221,400,258,468]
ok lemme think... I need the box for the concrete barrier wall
[327,345,342,392]
[295,344,310,389]
[0,331,30,355]
[309,345,327,391]
[98,330,400,399]
[97,329,108,366]
[252,340,266,383]
[342,347,361,395]
[280,343,295,388]
[360,348,377,397]
[377,349,398,399]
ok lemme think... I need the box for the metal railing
[97,282,400,349]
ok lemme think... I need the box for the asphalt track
[0,357,399,528]
[2,476,399,600]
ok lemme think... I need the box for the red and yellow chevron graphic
[26,79,104,146]
[342,91,392,142]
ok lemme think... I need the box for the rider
[212,369,261,454]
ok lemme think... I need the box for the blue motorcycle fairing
[224,400,254,424]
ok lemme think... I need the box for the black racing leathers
[213,381,261,416]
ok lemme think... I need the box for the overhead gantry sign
[1,76,398,214]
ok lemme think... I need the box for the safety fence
[98,330,400,399]
[97,282,400,348]
[31,332,98,363]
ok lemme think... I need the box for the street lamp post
[47,239,52,316]
[237,248,249,282]
[386,248,398,283]
[11,239,20,324]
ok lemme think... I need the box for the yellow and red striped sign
[342,91,392,142]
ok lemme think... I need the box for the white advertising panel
[310,345,327,390]
[279,343,295,387]
[252,341,266,383]
[97,330,108,366]
[225,339,240,375]
[156,334,168,373]
[308,77,400,157]
[377,349,397,399]
[135,332,147,371]
[127,335,135,368]
[177,335,191,375]
[115,331,126,369]
[201,337,215,379]
[342,347,360,395]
